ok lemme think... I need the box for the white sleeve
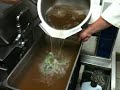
[101,0,120,28]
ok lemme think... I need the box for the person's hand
[78,16,112,42]
[79,29,92,42]
[0,0,22,5]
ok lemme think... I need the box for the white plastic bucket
[37,0,93,39]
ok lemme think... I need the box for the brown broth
[10,40,80,90]
[46,5,86,30]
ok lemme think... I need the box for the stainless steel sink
[2,33,82,90]
[1,27,116,90]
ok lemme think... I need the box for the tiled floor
[116,61,120,90]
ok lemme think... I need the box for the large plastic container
[37,0,93,39]
[81,82,102,90]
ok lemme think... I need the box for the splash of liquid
[40,52,69,77]
[38,52,69,86]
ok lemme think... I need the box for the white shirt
[101,0,120,28]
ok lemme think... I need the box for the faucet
[15,8,30,48]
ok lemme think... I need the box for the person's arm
[79,0,120,42]
[79,16,112,41]
[0,0,21,4]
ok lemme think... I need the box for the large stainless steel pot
[37,0,93,39]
